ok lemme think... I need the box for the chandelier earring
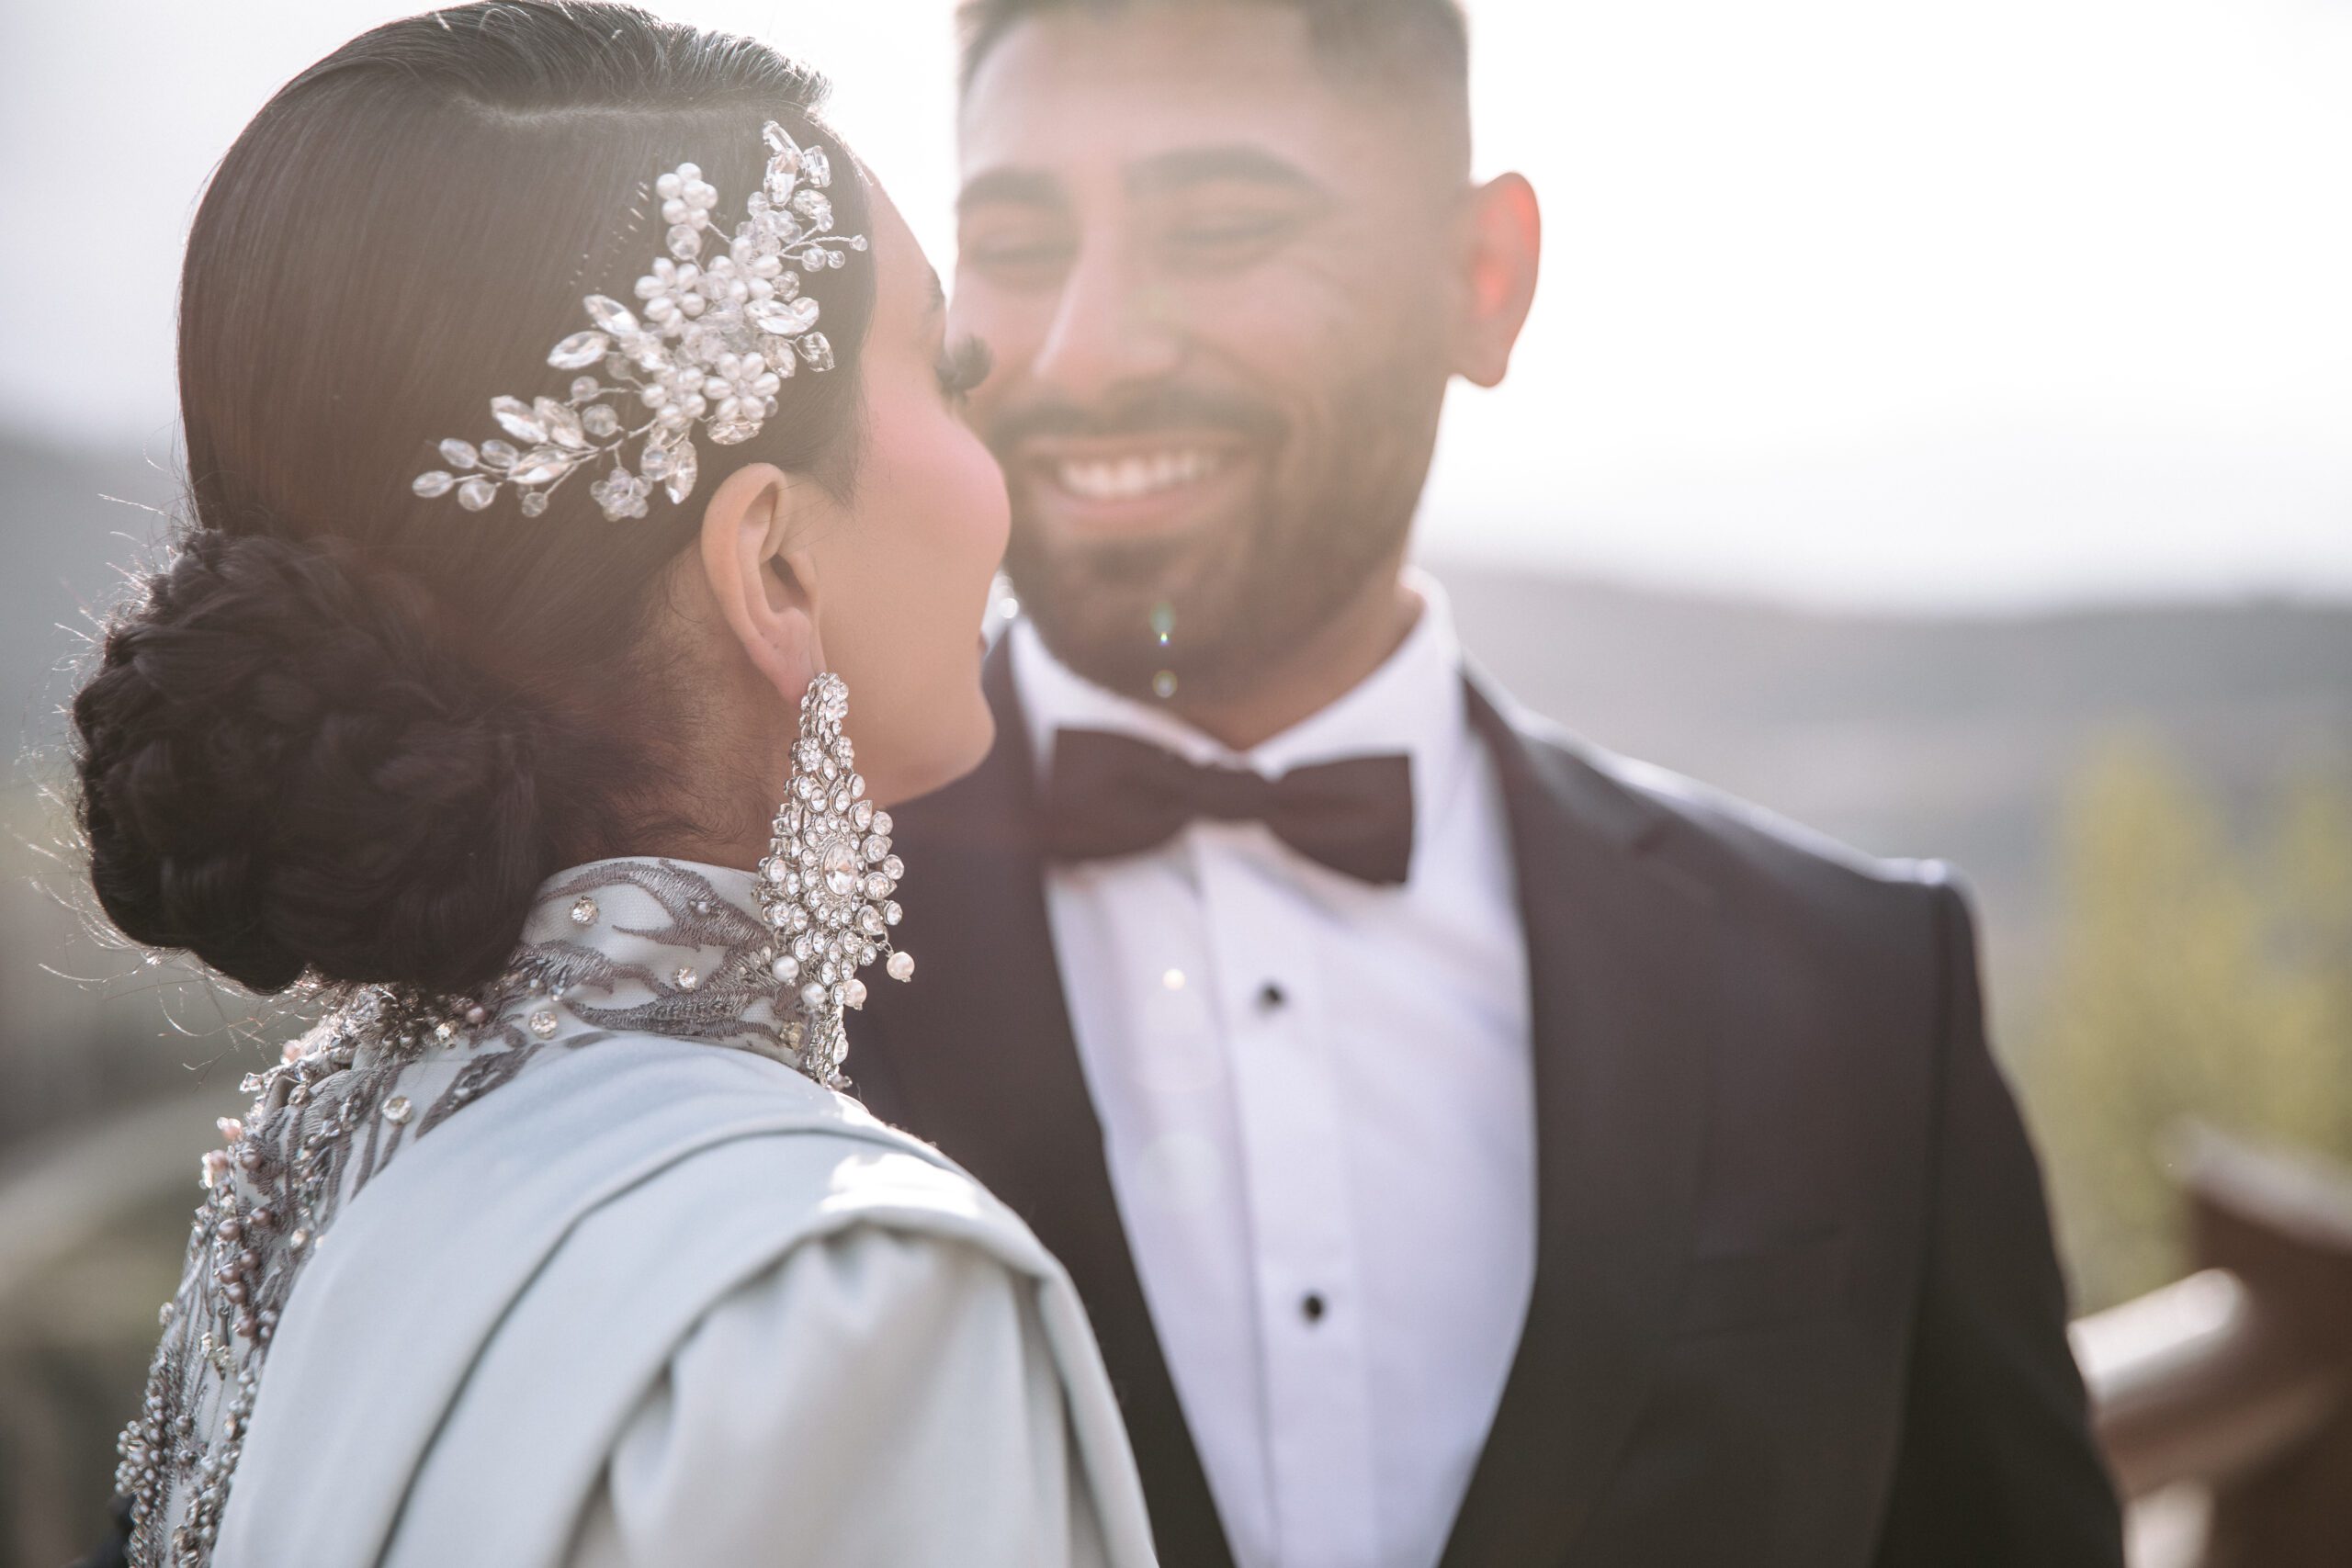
[753,671,911,1088]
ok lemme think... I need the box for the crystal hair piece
[411,121,867,522]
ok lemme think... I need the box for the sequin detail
[114,861,836,1565]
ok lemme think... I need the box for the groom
[858,2,2123,1564]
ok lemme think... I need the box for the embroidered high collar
[504,857,809,1066]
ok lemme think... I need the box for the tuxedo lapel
[855,642,1238,1568]
[1440,676,1723,1566]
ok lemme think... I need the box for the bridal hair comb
[411,121,867,523]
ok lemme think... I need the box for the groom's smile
[992,381,1282,547]
[983,376,1285,550]
[1023,434,1246,532]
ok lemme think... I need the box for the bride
[71,4,1155,1564]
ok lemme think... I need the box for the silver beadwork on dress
[410,120,866,522]
[114,984,498,1564]
[112,858,874,1565]
[753,671,913,1089]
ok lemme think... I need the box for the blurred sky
[2,0,2346,609]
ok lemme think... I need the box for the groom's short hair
[956,0,1470,106]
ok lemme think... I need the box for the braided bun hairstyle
[75,534,589,992]
[70,2,876,995]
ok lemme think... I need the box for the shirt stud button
[1257,981,1287,1011]
[1301,1292,1327,1324]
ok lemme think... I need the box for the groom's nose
[1027,235,1184,401]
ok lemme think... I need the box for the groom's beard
[992,367,1443,706]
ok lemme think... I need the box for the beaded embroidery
[113,859,831,1564]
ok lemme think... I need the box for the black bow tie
[1042,728,1415,885]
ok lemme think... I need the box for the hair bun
[74,530,583,994]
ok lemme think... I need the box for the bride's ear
[697,461,828,705]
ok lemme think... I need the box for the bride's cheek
[945,420,1012,562]
[907,413,1010,583]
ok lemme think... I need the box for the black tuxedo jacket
[854,646,2122,1567]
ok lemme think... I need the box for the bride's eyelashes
[936,334,993,406]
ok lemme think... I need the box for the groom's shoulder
[1483,682,1966,928]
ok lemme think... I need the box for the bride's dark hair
[70,1,876,996]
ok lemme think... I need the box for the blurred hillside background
[3,0,2348,1562]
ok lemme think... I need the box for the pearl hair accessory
[411,120,866,522]
[753,671,912,1089]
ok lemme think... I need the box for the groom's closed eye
[961,222,1078,289]
[1130,146,1330,274]
[957,167,1077,289]
[1151,196,1314,273]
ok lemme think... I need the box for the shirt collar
[1011,569,1473,848]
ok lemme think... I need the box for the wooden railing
[2073,1126,2352,1567]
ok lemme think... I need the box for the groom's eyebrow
[1125,144,1326,199]
[957,147,1326,215]
[957,166,1064,215]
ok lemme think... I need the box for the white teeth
[1055,449,1220,502]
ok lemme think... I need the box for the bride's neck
[620,658,790,874]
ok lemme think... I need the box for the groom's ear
[1450,172,1542,389]
[698,461,826,705]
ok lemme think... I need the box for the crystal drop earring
[752,671,911,1088]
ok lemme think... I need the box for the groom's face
[953,6,1466,702]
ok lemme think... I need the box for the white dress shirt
[1012,579,1537,1568]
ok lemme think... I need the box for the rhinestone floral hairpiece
[411,120,867,522]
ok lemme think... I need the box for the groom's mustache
[984,384,1288,452]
